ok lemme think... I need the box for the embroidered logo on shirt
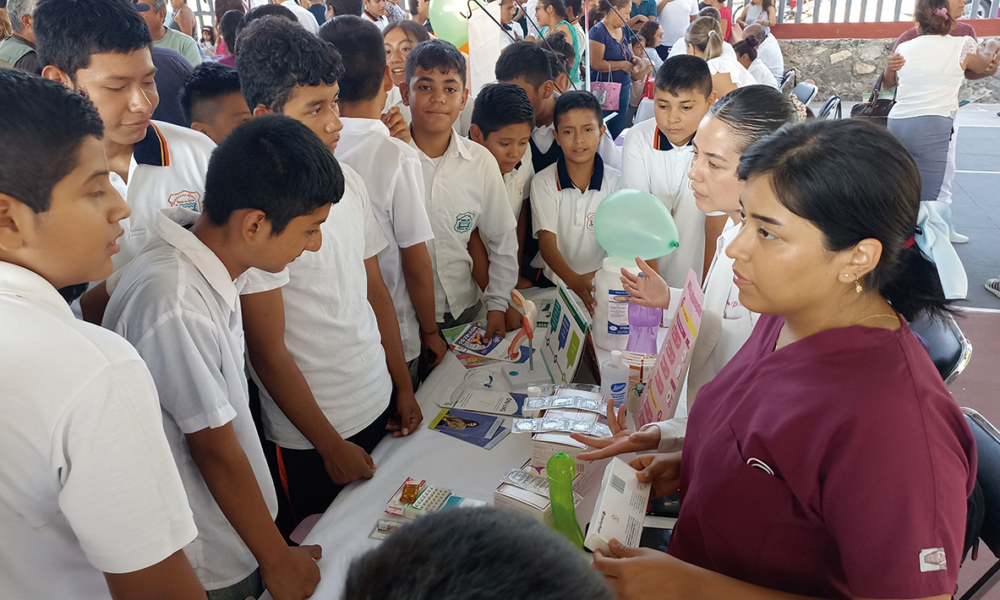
[919,548,947,572]
[167,190,203,212]
[586,212,596,231]
[454,212,474,233]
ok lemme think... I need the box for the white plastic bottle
[601,350,629,409]
[593,256,640,351]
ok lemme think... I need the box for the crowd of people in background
[1,0,999,598]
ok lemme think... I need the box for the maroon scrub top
[669,314,976,599]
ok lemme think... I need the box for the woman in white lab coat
[575,85,797,456]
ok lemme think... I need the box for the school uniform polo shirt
[530,154,620,280]
[504,145,534,219]
[103,208,277,591]
[337,117,433,363]
[622,118,705,287]
[109,120,215,275]
[410,131,519,320]
[529,122,623,173]
[0,262,196,599]
[244,166,394,444]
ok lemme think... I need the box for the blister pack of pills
[522,395,608,418]
[412,486,452,512]
[512,418,612,437]
[502,468,584,505]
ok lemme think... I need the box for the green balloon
[429,0,469,50]
[594,188,680,261]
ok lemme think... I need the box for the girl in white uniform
[575,85,797,455]
[684,16,757,97]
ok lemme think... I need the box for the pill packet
[502,468,585,505]
[521,395,608,418]
[368,519,404,540]
[524,383,602,396]
[512,418,612,437]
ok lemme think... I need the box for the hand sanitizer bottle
[600,350,629,410]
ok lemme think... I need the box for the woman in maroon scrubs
[584,119,975,599]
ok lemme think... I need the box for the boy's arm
[537,230,596,312]
[468,230,491,291]
[186,423,321,600]
[242,288,376,483]
[105,550,206,600]
[366,256,423,436]
[400,241,448,366]
[476,168,520,339]
[81,280,111,325]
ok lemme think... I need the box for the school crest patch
[168,190,202,212]
[454,212,474,233]
[586,212,596,231]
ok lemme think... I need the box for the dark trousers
[264,405,391,540]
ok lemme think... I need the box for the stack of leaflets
[444,321,532,369]
[427,407,510,450]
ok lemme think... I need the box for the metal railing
[727,0,996,24]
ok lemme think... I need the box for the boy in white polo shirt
[495,41,622,174]
[34,0,216,323]
[402,39,520,338]
[469,82,536,291]
[531,91,621,313]
[236,17,421,534]
[320,15,447,387]
[622,55,720,288]
[103,115,336,600]
[0,70,204,600]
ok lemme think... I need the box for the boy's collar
[556,153,604,192]
[133,122,170,167]
[653,126,693,152]
[0,261,73,317]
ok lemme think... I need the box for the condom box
[584,458,652,554]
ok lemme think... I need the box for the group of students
[0,0,984,597]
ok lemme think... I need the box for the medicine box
[493,460,588,527]
[584,458,651,554]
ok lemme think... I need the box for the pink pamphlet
[634,269,705,430]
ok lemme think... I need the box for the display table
[259,292,675,599]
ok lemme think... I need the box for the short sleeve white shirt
[0,262,196,599]
[756,33,784,81]
[243,165,393,444]
[708,54,758,88]
[102,208,278,590]
[384,86,412,124]
[530,154,620,279]
[281,0,320,33]
[621,118,705,287]
[109,121,215,275]
[505,147,534,219]
[337,118,433,362]
[411,131,518,319]
[658,0,699,48]
[749,58,779,88]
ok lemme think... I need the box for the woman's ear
[844,238,884,282]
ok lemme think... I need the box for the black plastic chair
[960,408,1000,600]
[909,312,973,386]
[817,95,842,120]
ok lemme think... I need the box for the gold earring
[854,276,863,294]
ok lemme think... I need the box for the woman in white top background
[736,0,775,33]
[684,16,756,96]
[733,35,778,87]
[886,0,997,204]
[577,85,797,456]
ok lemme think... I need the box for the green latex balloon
[547,452,585,550]
[594,189,681,261]
[429,0,469,50]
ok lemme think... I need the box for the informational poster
[541,284,590,385]
[634,269,705,429]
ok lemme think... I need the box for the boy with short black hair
[35,0,217,323]
[105,115,338,600]
[325,0,363,18]
[180,61,252,144]
[402,39,519,338]
[0,68,205,600]
[319,15,445,387]
[495,40,622,173]
[469,82,535,289]
[237,16,422,534]
[622,55,720,287]
[531,90,621,312]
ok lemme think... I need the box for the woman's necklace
[853,313,897,326]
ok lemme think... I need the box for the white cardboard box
[584,458,651,554]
